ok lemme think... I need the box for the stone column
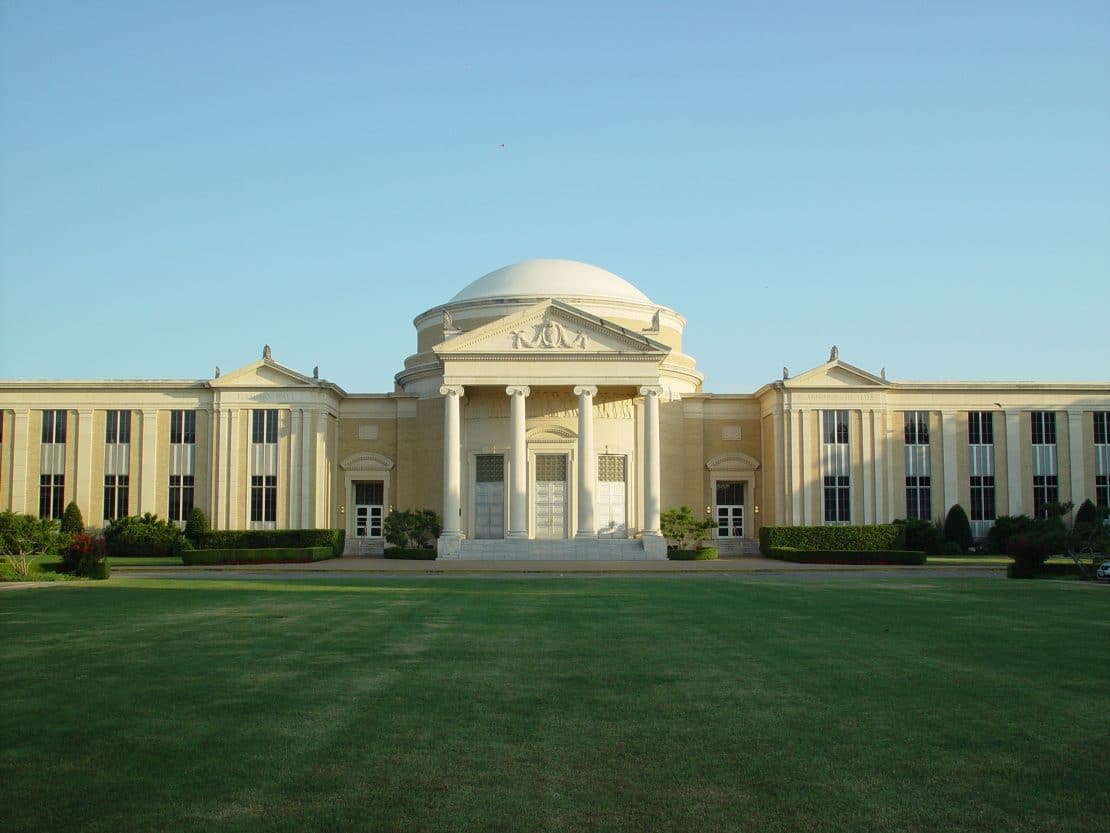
[1005,410,1023,515]
[639,385,665,555]
[300,409,313,528]
[76,409,94,518]
[860,409,873,524]
[942,410,959,515]
[1067,410,1085,507]
[438,385,465,556]
[506,385,530,539]
[574,385,598,539]
[8,410,29,513]
[140,409,159,514]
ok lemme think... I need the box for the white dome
[450,259,652,305]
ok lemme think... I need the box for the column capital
[440,385,465,398]
[573,385,598,397]
[638,385,663,398]
[505,385,531,397]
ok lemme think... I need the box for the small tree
[1061,501,1109,578]
[894,518,944,554]
[60,501,85,536]
[660,506,716,551]
[0,512,70,577]
[943,504,973,553]
[1074,499,1099,527]
[184,507,210,544]
[384,509,441,549]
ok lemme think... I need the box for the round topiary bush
[60,501,84,536]
[943,504,973,553]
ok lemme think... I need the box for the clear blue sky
[2,1,1107,392]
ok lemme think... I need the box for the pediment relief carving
[706,453,760,471]
[340,452,395,471]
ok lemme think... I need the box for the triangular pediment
[209,359,317,388]
[434,300,669,358]
[786,361,888,388]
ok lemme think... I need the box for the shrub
[182,546,334,565]
[759,525,904,555]
[103,514,187,557]
[986,515,1037,555]
[184,507,210,544]
[943,505,973,553]
[894,518,944,554]
[384,547,438,560]
[384,510,441,549]
[62,533,108,577]
[1074,499,1099,527]
[661,506,717,551]
[667,548,718,561]
[0,512,70,577]
[767,548,926,565]
[60,502,85,536]
[195,529,345,556]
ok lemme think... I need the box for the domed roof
[450,259,652,305]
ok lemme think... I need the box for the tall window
[168,410,197,524]
[250,475,277,523]
[251,410,277,444]
[1031,411,1058,519]
[1095,412,1110,509]
[968,411,996,536]
[822,410,850,524]
[39,410,67,519]
[168,475,194,522]
[968,411,994,445]
[105,410,131,444]
[41,410,67,444]
[904,411,931,520]
[170,410,196,444]
[250,410,279,527]
[103,475,129,521]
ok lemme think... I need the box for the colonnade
[437,383,663,552]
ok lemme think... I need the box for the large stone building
[2,259,1108,558]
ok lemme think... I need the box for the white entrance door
[715,481,744,538]
[474,454,505,539]
[535,454,567,539]
[354,481,384,538]
[597,454,627,537]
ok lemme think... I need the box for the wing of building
[2,259,1108,558]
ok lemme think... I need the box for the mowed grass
[1,578,1107,833]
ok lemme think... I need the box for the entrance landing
[447,539,664,561]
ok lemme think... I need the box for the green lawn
[2,577,1107,833]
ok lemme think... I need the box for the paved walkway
[109,556,1006,579]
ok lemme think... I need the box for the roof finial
[829,345,839,362]
[880,367,886,380]
[263,344,272,361]
[782,366,789,380]
[214,366,221,378]
[313,366,320,379]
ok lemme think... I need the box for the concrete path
[109,556,1006,581]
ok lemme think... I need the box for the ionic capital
[638,385,664,398]
[505,385,531,398]
[573,385,598,398]
[439,385,465,398]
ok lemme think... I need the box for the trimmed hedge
[667,548,718,561]
[767,548,926,565]
[384,548,438,560]
[759,525,905,555]
[195,529,345,557]
[182,546,334,566]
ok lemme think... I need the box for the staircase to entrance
[448,539,664,561]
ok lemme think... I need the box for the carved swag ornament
[511,316,590,350]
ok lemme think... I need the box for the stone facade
[1,260,1108,559]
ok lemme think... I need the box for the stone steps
[447,539,664,561]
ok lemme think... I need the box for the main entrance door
[474,454,505,539]
[354,481,384,538]
[535,454,567,539]
[597,454,627,537]
[716,481,744,539]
